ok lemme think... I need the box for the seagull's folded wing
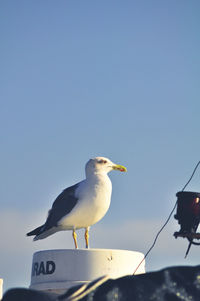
[44,183,80,231]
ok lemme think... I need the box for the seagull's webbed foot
[72,229,78,249]
[85,227,90,249]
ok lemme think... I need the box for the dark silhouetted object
[2,288,56,301]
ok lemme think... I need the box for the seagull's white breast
[59,174,112,229]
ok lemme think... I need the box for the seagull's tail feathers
[27,225,44,237]
[27,225,58,241]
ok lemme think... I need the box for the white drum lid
[30,249,145,292]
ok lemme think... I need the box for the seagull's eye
[99,160,107,164]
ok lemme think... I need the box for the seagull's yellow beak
[113,164,127,172]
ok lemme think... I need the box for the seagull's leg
[85,227,90,249]
[72,229,78,249]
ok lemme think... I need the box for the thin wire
[133,160,200,275]
[133,201,177,274]
[181,161,200,192]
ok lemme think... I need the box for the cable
[181,161,200,192]
[133,160,200,275]
[133,201,177,274]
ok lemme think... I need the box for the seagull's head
[85,157,127,177]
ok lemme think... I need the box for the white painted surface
[0,279,3,300]
[30,249,145,293]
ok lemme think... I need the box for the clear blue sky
[1,0,200,292]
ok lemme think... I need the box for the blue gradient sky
[1,0,200,292]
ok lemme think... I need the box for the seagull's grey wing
[44,183,79,230]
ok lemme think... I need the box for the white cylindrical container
[0,279,3,300]
[30,249,145,294]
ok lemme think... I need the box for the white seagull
[27,156,127,248]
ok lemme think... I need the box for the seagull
[27,156,127,248]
